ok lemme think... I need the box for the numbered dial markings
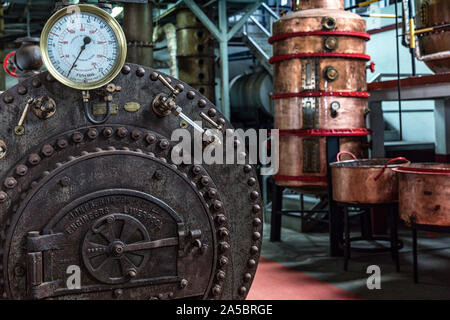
[46,12,119,85]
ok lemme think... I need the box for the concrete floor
[261,223,450,299]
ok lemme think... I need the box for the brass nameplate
[93,103,119,115]
[124,102,141,113]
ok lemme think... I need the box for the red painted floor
[247,257,362,300]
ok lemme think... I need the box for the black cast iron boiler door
[0,64,263,300]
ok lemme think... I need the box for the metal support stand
[410,223,450,283]
[339,202,403,272]
[269,136,343,257]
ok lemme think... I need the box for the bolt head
[15,164,28,176]
[0,191,8,203]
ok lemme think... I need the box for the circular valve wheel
[82,213,151,284]
[3,51,18,78]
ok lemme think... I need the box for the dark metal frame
[411,222,450,283]
[270,136,345,257]
[338,201,403,271]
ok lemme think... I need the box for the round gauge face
[41,5,127,90]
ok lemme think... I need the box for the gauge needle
[67,36,91,77]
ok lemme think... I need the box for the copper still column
[123,2,154,67]
[269,0,371,192]
[176,8,216,103]
[414,0,450,73]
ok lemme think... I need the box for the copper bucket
[393,163,450,226]
[330,151,409,204]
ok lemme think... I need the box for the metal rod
[394,2,403,141]
[345,0,382,11]
[218,0,230,118]
[261,2,279,19]
[408,0,416,76]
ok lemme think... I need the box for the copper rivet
[201,176,210,186]
[136,67,145,77]
[219,256,228,266]
[247,177,256,186]
[212,285,222,296]
[175,84,184,92]
[150,72,158,81]
[253,218,262,227]
[0,192,6,203]
[243,164,252,173]
[17,86,27,95]
[219,228,229,238]
[216,214,226,224]
[239,286,247,295]
[3,94,13,104]
[28,153,41,165]
[220,242,230,252]
[145,134,156,144]
[102,127,113,138]
[72,132,83,143]
[192,165,202,175]
[114,289,123,297]
[4,177,17,189]
[244,273,252,282]
[252,204,261,213]
[41,144,54,157]
[131,129,142,141]
[122,65,131,74]
[198,99,207,108]
[250,191,260,200]
[117,127,128,138]
[208,108,216,117]
[159,139,169,149]
[186,90,195,99]
[87,129,98,139]
[15,164,28,176]
[213,200,223,211]
[247,259,256,268]
[57,138,68,149]
[180,279,188,288]
[216,271,226,281]
[208,188,217,198]
[253,232,261,240]
[250,245,259,255]
[31,78,41,88]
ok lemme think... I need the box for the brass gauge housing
[40,4,127,90]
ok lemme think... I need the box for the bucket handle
[336,151,357,162]
[374,157,409,181]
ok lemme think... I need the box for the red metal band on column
[271,91,370,99]
[269,30,371,44]
[269,52,371,64]
[273,128,372,137]
[274,175,328,182]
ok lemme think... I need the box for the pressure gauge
[40,4,127,90]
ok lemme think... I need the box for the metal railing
[240,2,279,74]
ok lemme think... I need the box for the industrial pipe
[123,2,153,67]
[153,23,178,78]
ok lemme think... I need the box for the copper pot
[393,163,450,226]
[330,151,409,204]
[414,0,450,73]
